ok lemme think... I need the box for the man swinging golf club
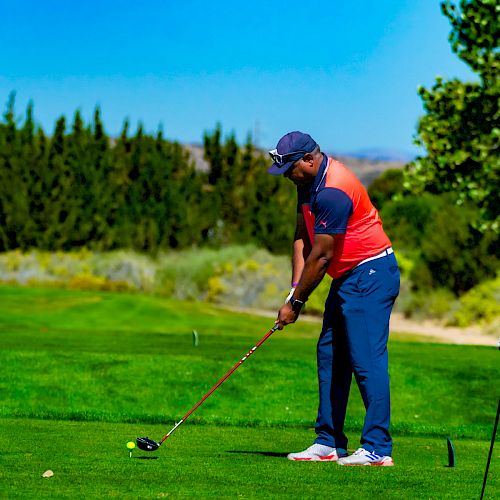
[269,131,400,466]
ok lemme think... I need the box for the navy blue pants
[314,252,400,456]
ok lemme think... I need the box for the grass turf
[0,285,498,498]
[1,419,497,499]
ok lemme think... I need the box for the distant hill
[344,148,415,163]
[185,144,408,188]
[327,152,407,187]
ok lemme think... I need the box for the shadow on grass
[226,450,288,458]
[134,456,159,460]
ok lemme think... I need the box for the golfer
[269,131,400,466]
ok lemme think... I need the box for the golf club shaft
[480,398,500,500]
[159,323,279,445]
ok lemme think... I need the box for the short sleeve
[297,185,311,212]
[312,188,353,234]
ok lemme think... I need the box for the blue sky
[0,0,474,155]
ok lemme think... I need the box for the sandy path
[389,313,497,347]
[221,306,498,347]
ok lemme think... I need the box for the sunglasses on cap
[268,149,307,166]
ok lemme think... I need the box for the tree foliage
[367,168,404,211]
[0,94,295,254]
[405,0,499,233]
[381,194,498,294]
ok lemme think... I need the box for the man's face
[284,157,315,186]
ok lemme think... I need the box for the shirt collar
[310,153,328,194]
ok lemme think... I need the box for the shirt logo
[369,269,376,275]
[319,220,327,228]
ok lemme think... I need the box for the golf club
[480,398,499,500]
[136,323,279,452]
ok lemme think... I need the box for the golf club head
[136,437,160,452]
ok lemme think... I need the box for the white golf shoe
[287,443,346,461]
[337,447,394,466]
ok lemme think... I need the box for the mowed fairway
[0,285,498,498]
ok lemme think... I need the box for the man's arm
[291,212,312,286]
[276,233,338,329]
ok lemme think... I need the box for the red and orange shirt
[297,154,392,279]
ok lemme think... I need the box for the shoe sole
[288,455,346,462]
[340,459,394,467]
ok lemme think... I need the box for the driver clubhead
[136,437,160,452]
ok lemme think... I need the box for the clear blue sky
[0,0,474,155]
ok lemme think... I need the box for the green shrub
[212,251,289,309]
[397,287,456,321]
[381,194,437,249]
[418,199,498,294]
[154,245,265,301]
[206,276,225,302]
[382,193,499,294]
[67,274,133,292]
[392,250,416,278]
[367,168,404,211]
[1,246,497,329]
[452,274,500,327]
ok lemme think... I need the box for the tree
[381,194,497,293]
[40,116,77,250]
[405,0,499,233]
[0,94,296,254]
[65,109,95,247]
[367,168,404,210]
[0,92,22,249]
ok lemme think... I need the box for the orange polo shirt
[299,155,392,279]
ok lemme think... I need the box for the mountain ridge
[185,144,408,188]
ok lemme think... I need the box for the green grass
[1,419,497,499]
[0,285,498,498]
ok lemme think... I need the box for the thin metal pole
[480,399,499,500]
[159,324,279,445]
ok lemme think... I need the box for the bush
[0,247,293,310]
[381,194,437,249]
[367,168,404,211]
[154,245,266,301]
[67,274,132,292]
[397,287,456,321]
[382,193,499,294]
[452,274,500,327]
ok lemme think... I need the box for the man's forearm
[291,238,305,285]
[291,213,311,285]
[277,234,337,330]
[293,233,338,302]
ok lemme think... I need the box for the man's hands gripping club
[275,233,338,330]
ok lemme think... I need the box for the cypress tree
[40,115,77,250]
[16,101,38,248]
[0,93,18,250]
[108,118,131,248]
[89,106,113,248]
[0,92,31,250]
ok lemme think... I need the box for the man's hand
[275,302,300,330]
[277,233,339,331]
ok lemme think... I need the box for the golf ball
[126,441,136,450]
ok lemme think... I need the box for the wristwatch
[290,295,306,313]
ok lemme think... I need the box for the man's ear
[302,153,314,166]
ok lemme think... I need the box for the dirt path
[221,306,498,347]
[389,313,497,347]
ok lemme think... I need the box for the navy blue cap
[267,131,318,175]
